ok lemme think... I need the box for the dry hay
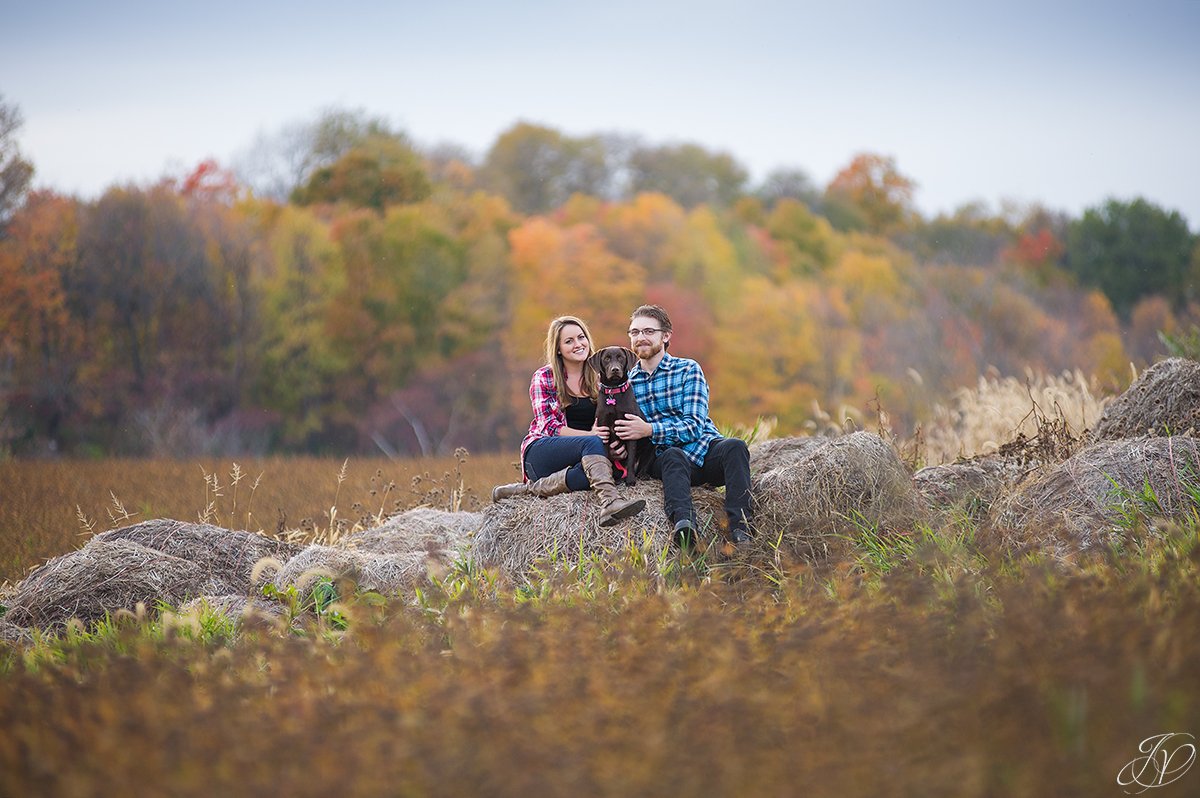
[472,481,726,580]
[751,431,926,560]
[92,519,301,594]
[913,456,1030,523]
[339,507,482,556]
[1090,358,1200,442]
[0,620,32,646]
[272,544,448,595]
[749,436,829,474]
[4,538,242,630]
[990,436,1200,558]
[178,594,288,624]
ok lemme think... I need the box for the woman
[492,315,646,526]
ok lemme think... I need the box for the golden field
[0,453,516,583]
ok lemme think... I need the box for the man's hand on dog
[613,413,652,441]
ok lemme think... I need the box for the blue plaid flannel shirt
[630,352,722,468]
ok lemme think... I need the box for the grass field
[0,452,516,583]
[2,433,1198,795]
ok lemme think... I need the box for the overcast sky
[4,0,1198,226]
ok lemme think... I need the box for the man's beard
[634,341,663,360]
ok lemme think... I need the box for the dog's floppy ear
[586,350,603,374]
[622,347,638,371]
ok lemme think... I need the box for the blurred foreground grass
[0,454,517,582]
[2,530,1199,797]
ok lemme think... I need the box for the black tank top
[564,396,596,431]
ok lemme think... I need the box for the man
[613,304,752,547]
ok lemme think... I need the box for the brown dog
[586,346,650,486]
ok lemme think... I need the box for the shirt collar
[633,351,675,379]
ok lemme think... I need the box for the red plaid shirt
[519,365,564,480]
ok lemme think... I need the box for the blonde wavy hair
[544,315,599,408]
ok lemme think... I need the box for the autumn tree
[626,142,748,208]
[765,198,839,275]
[248,202,350,449]
[1065,197,1196,317]
[292,136,432,210]
[825,153,916,234]
[0,95,34,230]
[0,191,82,451]
[904,202,1015,266]
[756,167,820,210]
[234,107,396,201]
[481,123,611,215]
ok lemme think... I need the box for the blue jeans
[524,435,606,491]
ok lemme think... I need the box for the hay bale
[472,481,726,580]
[1091,358,1200,441]
[913,456,1030,522]
[340,507,482,556]
[752,431,926,559]
[273,545,443,595]
[749,436,829,474]
[93,519,301,594]
[178,594,288,624]
[990,436,1200,557]
[0,620,32,646]
[4,539,240,630]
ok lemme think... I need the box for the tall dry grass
[922,369,1109,464]
[0,453,516,583]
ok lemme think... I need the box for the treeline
[1,105,1198,458]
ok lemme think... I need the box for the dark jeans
[645,437,752,532]
[523,435,606,491]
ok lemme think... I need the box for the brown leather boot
[581,455,646,526]
[491,468,572,502]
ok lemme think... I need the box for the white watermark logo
[1117,733,1196,794]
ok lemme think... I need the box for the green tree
[626,142,748,208]
[234,107,396,201]
[1065,197,1196,317]
[480,122,611,214]
[292,136,432,210]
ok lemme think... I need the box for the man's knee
[723,437,749,462]
[658,447,690,471]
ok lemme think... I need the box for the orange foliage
[507,219,647,363]
[826,153,916,233]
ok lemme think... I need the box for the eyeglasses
[627,327,664,338]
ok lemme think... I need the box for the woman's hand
[593,422,626,457]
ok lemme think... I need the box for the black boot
[673,518,697,549]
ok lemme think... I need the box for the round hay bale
[340,507,482,556]
[1091,358,1200,441]
[0,620,32,646]
[751,431,926,559]
[178,594,288,624]
[749,436,829,474]
[4,539,241,630]
[471,481,726,581]
[990,435,1200,557]
[272,545,443,595]
[913,455,1030,523]
[93,519,301,594]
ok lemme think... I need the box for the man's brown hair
[630,304,672,350]
[631,304,671,331]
